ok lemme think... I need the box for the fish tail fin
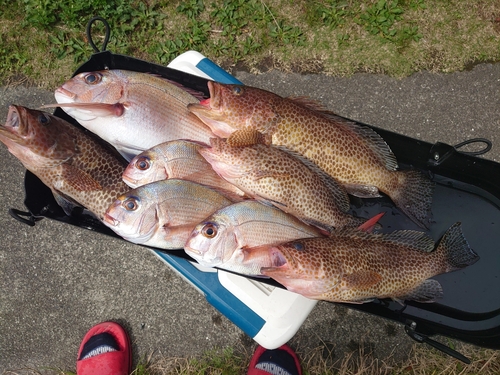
[356,212,385,233]
[390,170,434,229]
[436,222,480,272]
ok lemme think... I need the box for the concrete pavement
[1,63,499,373]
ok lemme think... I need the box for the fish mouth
[121,173,139,188]
[6,106,20,129]
[183,232,203,256]
[192,80,220,111]
[103,212,119,227]
[0,106,25,142]
[183,244,201,256]
[203,80,217,109]
[54,87,77,102]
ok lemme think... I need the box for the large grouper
[188,82,434,228]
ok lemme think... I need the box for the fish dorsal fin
[281,97,398,171]
[227,128,271,147]
[383,230,435,252]
[335,228,435,252]
[323,113,399,171]
[143,73,207,102]
[287,96,332,112]
[275,145,351,212]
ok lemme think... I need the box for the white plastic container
[147,51,318,349]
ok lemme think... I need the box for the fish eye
[135,156,150,171]
[37,113,50,125]
[292,242,304,251]
[84,72,102,85]
[201,223,218,238]
[232,86,244,96]
[122,197,139,211]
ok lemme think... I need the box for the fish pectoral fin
[252,169,291,181]
[52,189,84,216]
[342,270,382,289]
[227,128,270,147]
[343,183,382,198]
[255,195,288,209]
[398,279,443,303]
[60,164,103,191]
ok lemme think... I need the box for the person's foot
[76,321,131,375]
[248,344,302,375]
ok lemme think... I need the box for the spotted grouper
[199,137,371,232]
[254,222,479,303]
[188,82,434,228]
[0,105,130,220]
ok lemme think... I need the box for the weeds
[5,342,498,375]
[0,0,499,88]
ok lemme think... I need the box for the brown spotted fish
[257,222,479,303]
[0,105,129,220]
[199,137,368,232]
[188,82,434,228]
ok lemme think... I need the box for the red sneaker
[76,321,132,375]
[248,344,302,375]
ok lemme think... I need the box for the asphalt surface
[1,63,499,374]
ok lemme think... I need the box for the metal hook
[405,324,470,364]
[8,208,43,227]
[86,16,111,53]
[454,138,492,156]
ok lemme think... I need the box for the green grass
[4,342,499,375]
[0,0,498,88]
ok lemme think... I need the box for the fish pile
[0,67,480,304]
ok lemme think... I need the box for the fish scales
[104,179,234,249]
[0,106,129,220]
[188,82,434,228]
[122,140,246,199]
[260,223,479,303]
[184,200,322,275]
[52,70,216,161]
[199,138,365,232]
